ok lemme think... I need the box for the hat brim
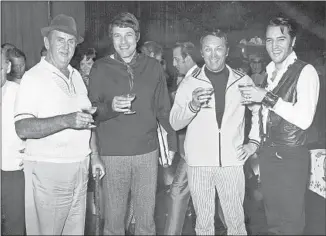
[41,25,84,44]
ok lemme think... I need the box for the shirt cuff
[188,101,200,113]
[14,113,36,122]
[270,97,283,112]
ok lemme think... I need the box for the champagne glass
[122,93,136,115]
[82,106,97,128]
[238,83,253,104]
[122,64,137,115]
[201,87,214,108]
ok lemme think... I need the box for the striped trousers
[101,150,158,235]
[188,165,246,235]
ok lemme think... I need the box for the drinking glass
[238,83,253,104]
[122,93,136,115]
[82,106,97,128]
[201,87,214,108]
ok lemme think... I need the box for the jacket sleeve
[88,62,119,123]
[246,75,262,146]
[169,78,198,131]
[155,66,178,152]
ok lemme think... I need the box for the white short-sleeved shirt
[1,81,24,170]
[14,58,92,163]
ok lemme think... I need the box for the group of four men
[2,10,319,236]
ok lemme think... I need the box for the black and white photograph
[1,1,325,235]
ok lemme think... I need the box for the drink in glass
[201,87,214,108]
[122,93,136,115]
[238,83,253,104]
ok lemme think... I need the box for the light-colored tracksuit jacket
[169,65,261,167]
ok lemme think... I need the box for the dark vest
[261,59,308,147]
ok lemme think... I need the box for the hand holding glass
[201,87,214,108]
[81,106,97,128]
[238,83,253,104]
[122,93,136,115]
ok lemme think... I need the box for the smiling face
[201,35,229,72]
[44,30,77,69]
[112,26,139,63]
[266,25,296,68]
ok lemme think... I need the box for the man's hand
[112,95,133,113]
[91,155,105,179]
[191,87,212,110]
[63,111,95,129]
[236,143,258,162]
[238,85,267,104]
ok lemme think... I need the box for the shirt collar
[40,57,74,79]
[266,51,297,75]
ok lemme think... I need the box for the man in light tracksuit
[170,30,261,235]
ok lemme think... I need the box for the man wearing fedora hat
[14,14,105,235]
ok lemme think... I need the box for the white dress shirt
[1,81,24,171]
[262,51,320,134]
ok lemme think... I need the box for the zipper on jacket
[218,129,222,167]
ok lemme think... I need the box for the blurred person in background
[1,44,26,236]
[79,48,97,87]
[7,47,26,84]
[40,45,47,59]
[248,53,267,87]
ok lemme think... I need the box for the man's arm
[271,64,320,130]
[88,62,119,122]
[89,129,105,179]
[169,79,199,131]
[15,112,94,139]
[155,66,177,153]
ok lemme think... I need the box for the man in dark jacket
[88,12,177,235]
[239,17,320,235]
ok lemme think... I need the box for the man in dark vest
[239,17,320,235]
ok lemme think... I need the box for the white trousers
[188,165,247,235]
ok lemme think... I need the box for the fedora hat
[41,14,83,44]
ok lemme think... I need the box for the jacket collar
[185,64,199,78]
[195,64,244,89]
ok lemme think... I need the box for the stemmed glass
[238,83,253,105]
[201,87,214,108]
[123,68,136,115]
[82,106,97,128]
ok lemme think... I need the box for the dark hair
[109,12,140,39]
[200,29,228,48]
[1,43,15,50]
[1,47,10,64]
[172,41,199,62]
[83,48,97,61]
[267,17,297,40]
[140,41,163,57]
[40,46,47,56]
[7,47,26,78]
